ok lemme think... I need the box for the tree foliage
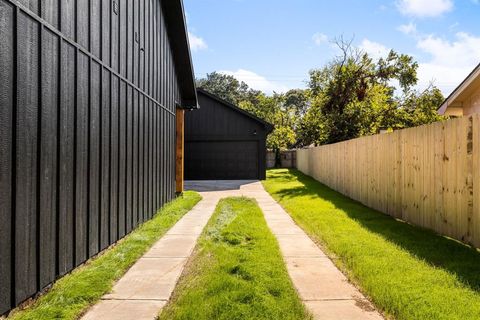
[196,41,446,151]
[299,39,445,145]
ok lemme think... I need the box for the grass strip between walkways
[263,169,480,320]
[8,191,202,320]
[159,197,312,320]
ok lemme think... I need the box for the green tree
[196,72,261,105]
[303,39,445,145]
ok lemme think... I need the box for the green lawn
[159,197,311,320]
[8,191,202,320]
[263,169,480,320]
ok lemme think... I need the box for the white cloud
[396,0,453,17]
[416,32,480,94]
[219,69,289,94]
[188,32,208,52]
[397,22,417,35]
[312,33,328,46]
[359,39,390,60]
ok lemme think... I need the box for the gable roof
[438,62,480,115]
[162,0,198,109]
[197,88,274,133]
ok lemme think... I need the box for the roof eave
[197,88,274,130]
[437,62,480,115]
[162,0,198,109]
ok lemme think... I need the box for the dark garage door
[185,141,259,180]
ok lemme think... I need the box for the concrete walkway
[83,180,383,319]
[186,180,383,320]
[82,193,221,320]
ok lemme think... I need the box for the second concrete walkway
[82,193,222,320]
[186,180,383,320]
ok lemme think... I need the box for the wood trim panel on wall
[176,108,184,193]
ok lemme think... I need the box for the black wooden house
[185,89,273,180]
[0,0,196,313]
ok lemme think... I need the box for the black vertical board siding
[163,112,166,205]
[143,100,149,219]
[152,0,157,101]
[138,96,144,223]
[132,90,139,227]
[152,106,156,211]
[58,42,75,276]
[76,0,89,49]
[91,0,101,58]
[119,0,126,77]
[144,100,149,219]
[169,115,172,200]
[139,0,144,91]
[61,0,75,39]
[118,81,126,238]
[39,29,59,289]
[150,0,154,97]
[164,113,167,204]
[156,0,160,102]
[17,0,38,14]
[133,0,138,86]
[0,0,189,311]
[15,13,39,304]
[109,75,119,242]
[111,0,119,72]
[160,8,166,107]
[100,69,110,250]
[146,0,150,96]
[127,0,133,81]
[148,101,153,217]
[153,105,157,210]
[126,86,133,233]
[75,52,89,266]
[41,0,58,29]
[89,61,101,256]
[156,107,160,208]
[159,111,163,207]
[0,1,13,313]
[145,99,151,219]
[161,111,165,207]
[101,0,110,66]
[147,102,152,216]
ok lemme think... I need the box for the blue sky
[184,0,480,95]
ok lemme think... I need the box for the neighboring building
[0,0,196,313]
[185,89,273,180]
[438,63,480,116]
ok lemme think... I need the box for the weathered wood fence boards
[0,0,180,314]
[297,115,480,249]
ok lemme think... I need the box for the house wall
[0,0,183,313]
[464,88,480,116]
[185,92,268,180]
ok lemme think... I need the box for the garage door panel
[185,141,258,180]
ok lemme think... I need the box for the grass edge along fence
[297,115,480,248]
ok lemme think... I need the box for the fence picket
[297,116,480,248]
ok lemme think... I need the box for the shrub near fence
[297,115,480,248]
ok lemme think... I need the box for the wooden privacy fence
[297,115,480,248]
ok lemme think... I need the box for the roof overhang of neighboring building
[438,63,480,116]
[162,0,198,110]
[197,88,275,133]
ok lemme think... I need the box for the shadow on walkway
[185,180,258,192]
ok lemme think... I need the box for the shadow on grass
[270,169,480,293]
